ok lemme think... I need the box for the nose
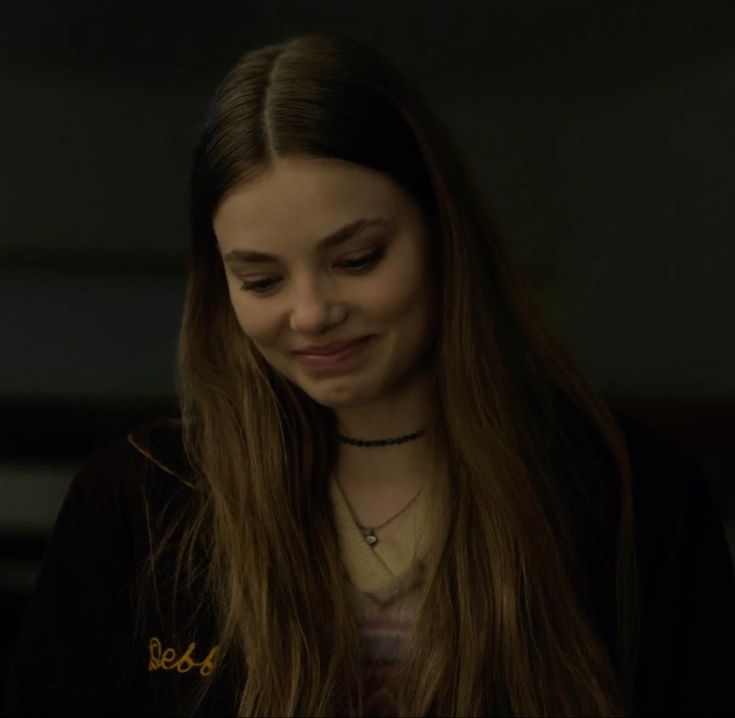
[288,278,345,334]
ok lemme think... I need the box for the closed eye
[238,247,385,295]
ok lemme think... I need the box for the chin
[304,382,373,407]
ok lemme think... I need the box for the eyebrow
[222,216,391,265]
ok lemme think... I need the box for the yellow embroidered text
[148,636,219,677]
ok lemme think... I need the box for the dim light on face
[213,155,439,411]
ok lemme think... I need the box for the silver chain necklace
[336,426,427,548]
[335,477,423,547]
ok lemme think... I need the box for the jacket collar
[126,415,196,488]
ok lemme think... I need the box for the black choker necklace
[337,426,427,447]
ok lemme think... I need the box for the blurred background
[1,0,734,690]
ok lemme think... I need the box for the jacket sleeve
[631,428,735,716]
[1,439,146,717]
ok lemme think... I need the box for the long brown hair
[144,31,640,716]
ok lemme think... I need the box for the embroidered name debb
[148,636,219,677]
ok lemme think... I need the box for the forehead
[212,157,408,248]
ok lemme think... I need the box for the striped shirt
[330,475,433,716]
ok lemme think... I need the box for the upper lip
[293,336,371,355]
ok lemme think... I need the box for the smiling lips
[293,336,372,355]
[293,335,375,372]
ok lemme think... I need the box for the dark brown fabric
[2,414,734,716]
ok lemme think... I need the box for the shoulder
[610,417,735,713]
[612,412,734,600]
[78,414,195,490]
[59,415,196,537]
[611,412,710,524]
[564,405,725,573]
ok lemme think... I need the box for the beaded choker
[336,425,427,546]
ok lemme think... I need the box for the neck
[332,436,448,532]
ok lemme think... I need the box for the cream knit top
[329,473,435,716]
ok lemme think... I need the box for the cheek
[390,268,436,347]
[227,287,272,340]
[377,262,429,321]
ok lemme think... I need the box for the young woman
[3,32,734,717]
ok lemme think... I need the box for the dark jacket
[2,413,734,716]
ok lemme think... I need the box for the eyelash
[238,248,385,294]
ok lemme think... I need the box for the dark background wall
[1,0,734,689]
[3,0,735,404]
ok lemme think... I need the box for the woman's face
[212,155,439,412]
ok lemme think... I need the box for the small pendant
[365,532,378,546]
